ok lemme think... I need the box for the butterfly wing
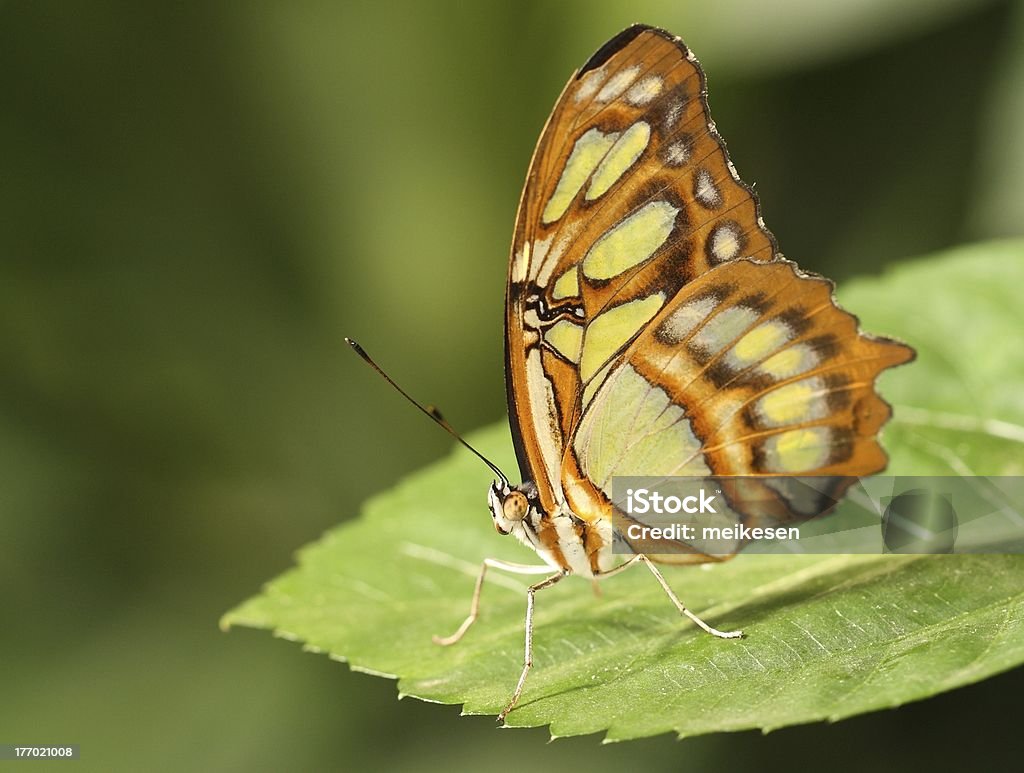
[504,24,913,552]
[565,258,913,562]
[506,25,777,509]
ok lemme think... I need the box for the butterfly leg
[635,554,743,639]
[593,554,643,578]
[498,569,566,724]
[433,558,554,647]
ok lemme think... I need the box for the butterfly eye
[502,491,530,522]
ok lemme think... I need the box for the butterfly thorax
[488,481,615,578]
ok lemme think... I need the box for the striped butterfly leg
[432,558,554,646]
[598,555,743,639]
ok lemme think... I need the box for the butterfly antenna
[345,337,511,488]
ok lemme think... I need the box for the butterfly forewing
[506,26,776,508]
[504,24,914,558]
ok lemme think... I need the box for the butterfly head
[487,481,536,536]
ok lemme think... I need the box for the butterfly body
[488,479,616,578]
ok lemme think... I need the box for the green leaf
[223,240,1024,740]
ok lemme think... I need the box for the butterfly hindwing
[559,258,913,561]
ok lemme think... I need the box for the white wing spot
[512,242,530,283]
[537,221,581,285]
[694,168,723,210]
[664,102,683,128]
[597,65,641,102]
[528,235,552,283]
[625,75,663,106]
[656,295,718,345]
[525,349,565,496]
[663,139,690,167]
[708,222,744,263]
[574,67,604,103]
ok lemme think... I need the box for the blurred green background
[2,1,1023,770]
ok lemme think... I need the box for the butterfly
[350,23,913,724]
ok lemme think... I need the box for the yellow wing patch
[580,294,664,381]
[581,201,678,281]
[586,122,652,201]
[542,128,619,224]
